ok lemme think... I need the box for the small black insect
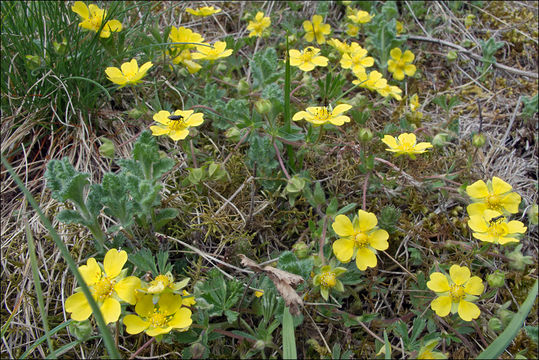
[168,114,184,121]
[489,215,504,224]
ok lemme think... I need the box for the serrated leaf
[154,208,179,231]
[56,209,88,225]
[130,248,158,275]
[313,182,326,205]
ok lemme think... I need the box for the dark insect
[168,114,184,121]
[489,215,504,224]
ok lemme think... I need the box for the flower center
[169,117,187,130]
[93,276,115,301]
[354,232,368,247]
[315,107,331,121]
[486,195,502,212]
[449,284,465,301]
[301,48,315,62]
[149,310,168,328]
[320,272,336,287]
[488,221,508,238]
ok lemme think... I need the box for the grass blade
[1,155,121,359]
[477,279,538,359]
[383,330,392,360]
[282,306,297,359]
[20,320,72,359]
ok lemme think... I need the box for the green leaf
[250,47,282,89]
[154,208,179,231]
[313,182,326,205]
[45,158,90,206]
[477,279,538,359]
[383,330,392,360]
[56,209,89,226]
[130,248,158,275]
[282,306,297,359]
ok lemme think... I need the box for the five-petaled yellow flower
[150,110,204,141]
[377,84,403,101]
[171,49,202,74]
[192,41,233,61]
[247,12,271,37]
[347,8,373,24]
[141,272,190,296]
[65,249,141,325]
[185,6,221,17]
[346,24,360,37]
[123,293,193,337]
[327,38,351,55]
[71,1,122,38]
[169,26,205,50]
[353,70,387,92]
[410,94,420,112]
[312,264,346,300]
[303,15,331,44]
[105,59,153,88]
[332,210,389,271]
[289,47,328,72]
[465,177,521,217]
[293,104,352,127]
[340,45,374,75]
[381,133,432,159]
[468,209,526,245]
[427,265,484,321]
[387,48,416,81]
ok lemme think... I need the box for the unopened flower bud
[507,244,533,271]
[99,138,115,159]
[528,204,538,225]
[498,309,515,327]
[472,133,486,148]
[68,319,93,341]
[488,317,503,333]
[292,241,310,259]
[287,34,297,45]
[446,51,458,62]
[225,127,241,141]
[216,62,227,73]
[255,99,272,115]
[127,108,144,119]
[486,270,505,288]
[237,79,250,95]
[254,340,266,351]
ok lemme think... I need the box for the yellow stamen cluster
[149,309,168,328]
[320,272,337,288]
[449,284,465,301]
[93,277,114,301]
[354,232,368,247]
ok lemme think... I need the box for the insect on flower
[168,114,185,121]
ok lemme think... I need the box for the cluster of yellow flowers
[65,249,195,337]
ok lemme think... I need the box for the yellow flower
[303,15,331,44]
[171,49,202,74]
[123,293,193,337]
[191,41,233,61]
[427,265,484,321]
[247,12,271,38]
[332,210,389,271]
[292,104,352,127]
[327,38,351,55]
[65,249,141,325]
[185,6,221,17]
[381,133,432,159]
[410,94,420,112]
[352,70,387,92]
[417,339,447,359]
[254,290,264,298]
[141,272,190,296]
[466,177,521,217]
[169,26,205,50]
[340,45,374,74]
[347,8,373,24]
[71,1,122,38]
[396,21,404,35]
[377,84,403,101]
[468,209,526,245]
[150,110,204,141]
[289,47,328,72]
[387,48,416,80]
[105,59,153,88]
[312,264,346,300]
[346,24,359,37]
[182,290,197,306]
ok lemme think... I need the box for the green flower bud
[472,133,486,148]
[237,78,250,95]
[287,34,297,45]
[358,128,373,142]
[292,241,310,259]
[216,62,227,72]
[225,127,241,142]
[507,244,534,271]
[486,270,505,288]
[301,73,313,87]
[446,50,458,62]
[498,308,515,327]
[488,317,503,333]
[68,319,93,341]
[254,340,266,351]
[328,52,339,62]
[528,204,538,225]
[464,14,476,28]
[98,138,115,159]
[255,99,272,115]
[286,175,306,194]
[127,108,144,119]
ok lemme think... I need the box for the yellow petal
[491,176,512,195]
[467,215,489,232]
[104,19,122,33]
[332,214,355,237]
[292,111,309,121]
[498,236,520,245]
[79,257,101,286]
[158,293,182,316]
[135,294,155,318]
[302,20,312,32]
[464,276,484,296]
[185,113,204,127]
[357,210,377,232]
[65,292,92,321]
[414,142,433,151]
[150,125,170,136]
[449,265,470,286]
[100,297,121,325]
[355,247,377,270]
[153,110,172,125]
[430,296,451,317]
[506,220,526,234]
[115,276,141,304]
[105,67,123,79]
[404,64,416,76]
[381,135,398,149]
[329,115,350,126]
[168,307,193,329]
[104,248,127,278]
[123,314,150,334]
[501,192,521,213]
[466,202,488,217]
[332,238,355,263]
[121,59,138,75]
[71,1,89,19]
[368,229,389,250]
[332,104,352,116]
[402,50,415,63]
[457,300,480,321]
[466,180,489,199]
[473,232,494,243]
[310,56,328,67]
[427,272,450,293]
[138,61,153,75]
[169,129,190,141]
[146,326,173,337]
[390,48,402,60]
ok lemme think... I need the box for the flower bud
[498,309,515,327]
[301,73,313,87]
[190,342,207,359]
[446,51,458,62]
[486,270,505,288]
[528,204,538,225]
[488,317,503,333]
[255,99,272,115]
[472,133,486,148]
[237,78,250,95]
[254,340,266,351]
[358,128,373,142]
[507,244,533,271]
[287,34,297,45]
[178,67,189,77]
[99,138,115,159]
[225,127,241,142]
[216,62,227,73]
[292,241,310,259]
[68,319,93,341]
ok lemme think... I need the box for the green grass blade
[282,306,297,359]
[383,330,391,360]
[1,155,121,359]
[45,337,99,359]
[24,220,54,357]
[20,320,72,359]
[477,279,538,359]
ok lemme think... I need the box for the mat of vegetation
[1,1,538,359]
